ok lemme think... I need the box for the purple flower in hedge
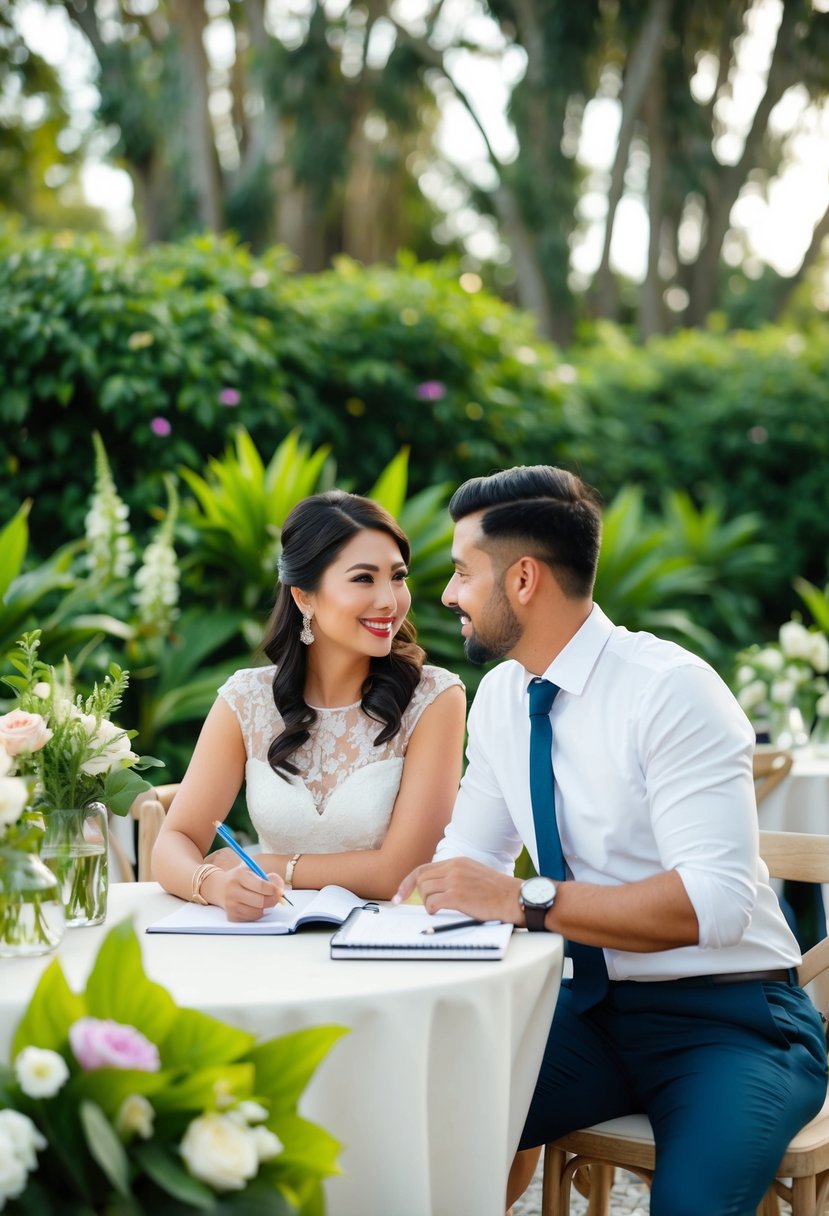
[150,417,172,437]
[218,388,241,407]
[416,381,446,401]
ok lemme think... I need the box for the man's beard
[463,583,523,665]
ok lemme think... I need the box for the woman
[153,490,466,920]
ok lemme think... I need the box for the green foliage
[5,920,345,1214]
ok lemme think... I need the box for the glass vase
[0,848,66,958]
[812,716,829,758]
[768,701,810,750]
[41,803,109,928]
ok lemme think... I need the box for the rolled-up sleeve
[638,663,758,949]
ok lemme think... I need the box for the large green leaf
[247,1026,347,1112]
[79,1099,132,1197]
[11,957,85,1057]
[0,500,31,601]
[160,1005,255,1071]
[82,920,178,1045]
[133,1142,215,1209]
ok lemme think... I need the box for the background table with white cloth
[0,883,563,1216]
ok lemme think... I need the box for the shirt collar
[531,603,615,697]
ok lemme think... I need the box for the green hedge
[2,224,828,630]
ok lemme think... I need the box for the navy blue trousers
[519,977,828,1216]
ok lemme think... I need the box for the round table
[0,884,563,1216]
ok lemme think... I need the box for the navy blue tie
[528,677,609,1010]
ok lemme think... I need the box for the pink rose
[69,1017,160,1072]
[0,711,53,756]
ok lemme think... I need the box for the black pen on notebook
[212,820,293,906]
[421,917,487,935]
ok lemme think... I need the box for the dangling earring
[300,609,314,646]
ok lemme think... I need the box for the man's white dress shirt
[436,604,801,980]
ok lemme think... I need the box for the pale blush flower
[14,1046,70,1098]
[180,1113,259,1191]
[69,1017,160,1072]
[115,1094,155,1141]
[0,777,29,827]
[218,388,241,407]
[150,416,172,437]
[0,711,53,756]
[779,620,811,660]
[0,1111,46,1171]
[80,719,137,776]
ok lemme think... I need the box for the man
[395,465,827,1216]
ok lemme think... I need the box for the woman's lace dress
[218,664,463,854]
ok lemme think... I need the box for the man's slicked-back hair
[449,466,602,598]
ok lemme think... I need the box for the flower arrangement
[0,631,158,827]
[734,618,829,735]
[0,919,345,1213]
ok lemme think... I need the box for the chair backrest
[130,783,180,882]
[759,829,829,1010]
[753,748,793,805]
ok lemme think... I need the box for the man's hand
[394,858,525,925]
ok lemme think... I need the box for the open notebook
[146,885,368,936]
[330,905,513,960]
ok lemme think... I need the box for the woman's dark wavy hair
[449,465,602,598]
[262,490,424,778]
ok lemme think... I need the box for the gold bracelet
[284,852,302,888]
[191,862,220,905]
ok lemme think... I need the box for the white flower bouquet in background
[0,919,345,1214]
[0,632,160,929]
[734,618,829,746]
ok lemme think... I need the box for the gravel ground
[510,1157,793,1215]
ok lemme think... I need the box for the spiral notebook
[330,905,513,960]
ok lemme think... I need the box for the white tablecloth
[758,748,829,836]
[0,884,563,1216]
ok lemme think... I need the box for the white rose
[250,1125,283,1162]
[809,632,829,674]
[115,1094,155,1141]
[0,777,28,828]
[0,711,52,757]
[756,648,784,673]
[32,683,50,700]
[785,664,810,687]
[69,708,98,736]
[180,1113,259,1192]
[770,679,796,706]
[736,680,767,714]
[0,1111,46,1172]
[817,691,829,718]
[735,665,756,687]
[779,620,812,660]
[0,1132,29,1206]
[80,719,137,776]
[14,1046,70,1099]
[235,1101,269,1125]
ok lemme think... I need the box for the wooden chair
[542,830,829,1216]
[111,784,181,883]
[754,748,794,806]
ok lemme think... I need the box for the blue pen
[213,820,293,905]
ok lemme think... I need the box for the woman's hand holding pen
[208,864,286,922]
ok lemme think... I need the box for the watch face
[522,876,556,905]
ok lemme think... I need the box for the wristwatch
[519,876,557,932]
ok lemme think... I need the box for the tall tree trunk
[594,0,674,320]
[640,70,668,338]
[169,0,223,232]
[686,2,798,327]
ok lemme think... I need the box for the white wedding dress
[218,664,463,854]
